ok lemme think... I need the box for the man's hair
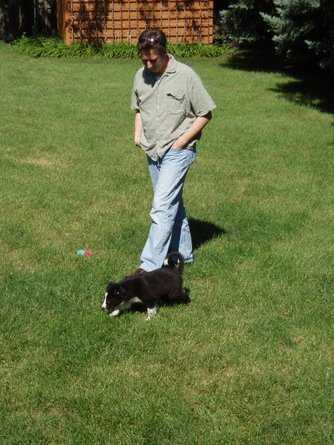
[137,28,167,55]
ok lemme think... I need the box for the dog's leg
[168,288,191,304]
[146,305,158,321]
[110,309,120,317]
[180,288,191,303]
[101,293,108,310]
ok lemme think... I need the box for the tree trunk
[0,0,57,40]
[37,0,57,36]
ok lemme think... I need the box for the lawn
[0,42,333,444]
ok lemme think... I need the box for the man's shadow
[189,217,226,251]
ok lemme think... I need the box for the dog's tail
[165,252,184,275]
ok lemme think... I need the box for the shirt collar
[165,54,177,74]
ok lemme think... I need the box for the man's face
[140,49,168,75]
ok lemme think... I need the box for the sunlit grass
[0,41,333,444]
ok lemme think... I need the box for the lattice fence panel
[58,0,214,45]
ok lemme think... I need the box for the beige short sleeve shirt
[131,55,216,160]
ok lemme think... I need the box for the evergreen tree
[262,0,334,72]
[217,0,275,45]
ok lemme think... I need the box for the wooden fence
[57,0,214,45]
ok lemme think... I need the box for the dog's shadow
[189,217,226,251]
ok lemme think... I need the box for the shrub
[11,36,229,59]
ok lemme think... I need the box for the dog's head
[101,282,127,317]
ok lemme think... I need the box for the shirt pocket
[165,89,186,115]
[136,87,155,108]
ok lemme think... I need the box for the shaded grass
[0,41,333,444]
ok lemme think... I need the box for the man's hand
[171,112,212,149]
[171,135,188,150]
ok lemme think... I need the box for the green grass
[0,41,333,444]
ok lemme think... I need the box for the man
[131,28,216,272]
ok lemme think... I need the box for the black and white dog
[101,252,190,320]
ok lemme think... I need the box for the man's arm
[171,112,212,149]
[134,112,142,146]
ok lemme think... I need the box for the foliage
[216,0,334,72]
[11,35,229,58]
[217,0,275,46]
[261,0,334,73]
[11,35,81,57]
[167,42,231,58]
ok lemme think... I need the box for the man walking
[131,28,216,272]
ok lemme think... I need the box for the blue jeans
[140,147,196,271]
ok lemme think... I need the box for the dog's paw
[146,306,157,320]
[109,309,120,317]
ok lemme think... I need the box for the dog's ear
[109,283,125,297]
[106,280,115,291]
[119,285,128,297]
